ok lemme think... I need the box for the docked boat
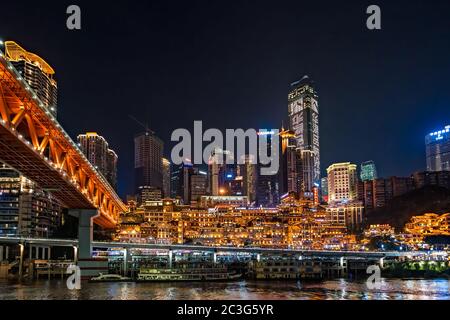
[90,273,132,282]
[136,265,242,282]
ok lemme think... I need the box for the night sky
[1,0,450,198]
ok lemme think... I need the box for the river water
[0,278,449,300]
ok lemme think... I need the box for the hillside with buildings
[364,186,450,230]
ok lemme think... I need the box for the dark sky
[1,0,450,198]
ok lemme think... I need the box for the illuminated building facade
[138,186,162,204]
[240,155,257,205]
[162,158,171,198]
[190,170,208,204]
[321,177,328,202]
[115,198,361,250]
[0,164,62,237]
[360,160,377,181]
[405,213,450,237]
[4,41,57,116]
[256,131,280,206]
[134,130,164,193]
[426,125,450,171]
[326,201,364,231]
[77,132,118,190]
[326,162,358,203]
[288,76,320,193]
[279,129,302,196]
[106,149,118,190]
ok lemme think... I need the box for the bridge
[0,44,128,275]
[0,236,424,258]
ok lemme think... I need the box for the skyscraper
[134,130,163,193]
[240,154,257,205]
[106,149,118,190]
[0,164,62,237]
[162,158,171,198]
[326,162,358,203]
[288,75,320,194]
[279,129,302,196]
[4,41,58,116]
[207,148,233,196]
[360,160,378,181]
[256,131,280,207]
[426,125,450,171]
[77,132,118,190]
[170,161,206,204]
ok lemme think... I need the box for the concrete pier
[69,209,108,279]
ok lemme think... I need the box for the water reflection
[0,279,448,300]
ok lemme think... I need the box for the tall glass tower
[360,160,377,181]
[288,75,320,193]
[426,125,450,171]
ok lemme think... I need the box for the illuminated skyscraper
[256,131,280,206]
[77,132,118,190]
[326,162,358,203]
[162,158,171,198]
[426,125,450,171]
[240,154,257,205]
[106,149,118,190]
[134,130,163,193]
[4,41,58,116]
[360,160,377,182]
[288,75,320,194]
[279,129,302,196]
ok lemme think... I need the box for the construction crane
[128,115,153,134]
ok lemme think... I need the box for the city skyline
[1,1,450,200]
[0,1,449,304]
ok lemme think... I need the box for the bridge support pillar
[5,246,8,261]
[213,252,217,264]
[123,249,129,276]
[379,257,384,269]
[18,244,24,280]
[256,253,261,262]
[168,250,173,268]
[73,246,78,264]
[340,257,347,277]
[0,246,3,262]
[69,209,107,280]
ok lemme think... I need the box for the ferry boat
[137,264,242,282]
[90,273,132,282]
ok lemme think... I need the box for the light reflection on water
[0,279,449,300]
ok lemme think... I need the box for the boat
[136,264,242,282]
[90,273,132,282]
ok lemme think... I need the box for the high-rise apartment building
[426,125,450,171]
[190,171,208,204]
[4,41,58,116]
[134,131,163,193]
[162,158,171,198]
[326,162,358,203]
[0,164,62,237]
[256,131,280,207]
[207,148,233,196]
[321,177,328,202]
[77,132,118,190]
[240,155,257,205]
[106,149,118,190]
[360,160,377,181]
[171,161,207,204]
[288,75,320,193]
[279,129,302,196]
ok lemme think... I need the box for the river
[0,278,449,300]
